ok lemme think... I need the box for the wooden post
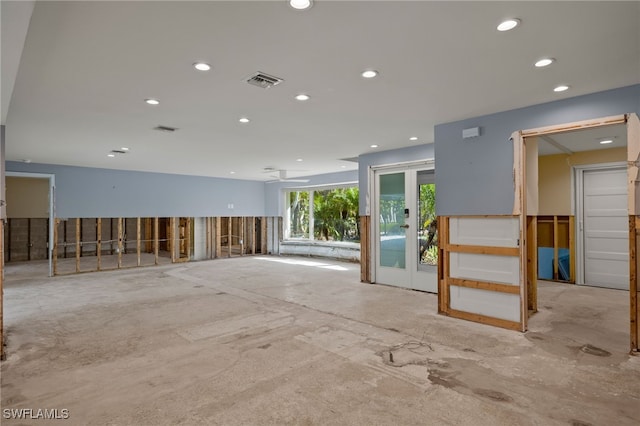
[569,216,576,283]
[251,217,256,255]
[136,217,141,266]
[169,217,176,263]
[117,218,123,268]
[227,217,232,258]
[631,216,639,352]
[553,216,559,280]
[238,216,244,256]
[186,217,191,261]
[154,217,159,265]
[261,217,267,254]
[215,217,222,258]
[97,218,102,271]
[360,216,371,283]
[75,218,81,272]
[53,219,59,275]
[438,216,450,315]
[526,216,538,313]
[1,219,4,359]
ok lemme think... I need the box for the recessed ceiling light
[145,98,159,105]
[107,154,115,158]
[121,147,130,151]
[22,159,32,163]
[599,139,613,145]
[553,85,570,92]
[289,0,312,10]
[296,158,303,162]
[409,136,418,141]
[230,171,236,174]
[361,70,378,79]
[193,62,211,71]
[295,94,310,101]
[370,144,379,148]
[341,165,346,168]
[239,117,250,123]
[534,58,555,68]
[497,19,520,32]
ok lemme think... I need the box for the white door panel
[582,167,628,290]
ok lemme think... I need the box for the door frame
[5,171,56,277]
[513,113,639,352]
[369,159,435,286]
[574,162,627,286]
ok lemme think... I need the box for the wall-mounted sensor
[463,127,480,139]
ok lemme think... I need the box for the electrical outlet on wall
[227,203,234,209]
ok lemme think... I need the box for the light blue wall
[264,169,359,217]
[434,85,640,216]
[6,161,266,218]
[358,144,435,215]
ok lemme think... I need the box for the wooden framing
[261,217,268,254]
[360,216,371,283]
[1,219,4,359]
[74,218,81,272]
[438,215,526,332]
[527,216,538,312]
[569,216,576,283]
[227,216,232,257]
[631,217,639,352]
[117,218,123,268]
[53,218,59,275]
[136,217,141,266]
[154,217,159,265]
[97,218,102,271]
[215,217,222,258]
[46,216,272,276]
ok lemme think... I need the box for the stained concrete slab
[1,256,639,425]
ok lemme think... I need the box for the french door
[373,165,437,292]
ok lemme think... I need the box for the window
[286,186,360,242]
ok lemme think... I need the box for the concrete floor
[1,256,639,425]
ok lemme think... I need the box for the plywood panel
[449,217,519,248]
[449,286,521,323]
[450,252,520,285]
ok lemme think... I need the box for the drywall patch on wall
[6,177,49,218]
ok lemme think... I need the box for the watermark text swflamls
[3,408,70,420]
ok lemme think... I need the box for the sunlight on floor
[254,257,350,271]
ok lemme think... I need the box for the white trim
[6,171,56,277]
[574,161,626,285]
[370,158,435,172]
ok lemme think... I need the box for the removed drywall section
[434,85,640,216]
[538,147,626,215]
[5,162,266,218]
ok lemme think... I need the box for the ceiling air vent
[154,125,177,132]
[246,72,284,89]
[110,149,127,154]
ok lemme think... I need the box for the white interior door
[579,166,629,290]
[374,166,437,292]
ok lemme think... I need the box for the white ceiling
[3,1,640,181]
[537,123,628,156]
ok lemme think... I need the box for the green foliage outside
[289,187,360,242]
[419,184,438,265]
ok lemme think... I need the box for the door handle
[400,224,409,229]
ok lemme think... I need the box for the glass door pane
[379,172,406,269]
[418,182,437,270]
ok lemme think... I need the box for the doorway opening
[518,114,639,352]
